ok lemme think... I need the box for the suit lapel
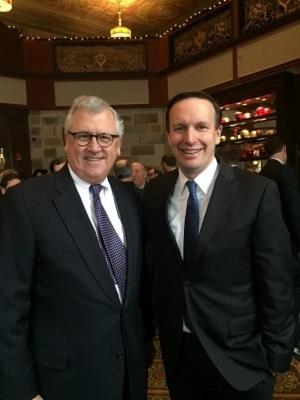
[197,162,237,253]
[52,168,121,307]
[157,170,184,277]
[108,177,139,306]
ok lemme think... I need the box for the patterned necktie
[90,184,127,299]
[184,180,200,263]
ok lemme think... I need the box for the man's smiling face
[167,97,222,179]
[65,107,121,184]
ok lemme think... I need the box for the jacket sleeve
[0,188,38,399]
[252,180,295,372]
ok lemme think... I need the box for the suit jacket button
[116,352,124,359]
[185,280,190,286]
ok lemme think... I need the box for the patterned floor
[147,340,169,400]
[147,339,300,400]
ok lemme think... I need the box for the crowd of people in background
[0,152,175,199]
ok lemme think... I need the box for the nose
[87,136,102,151]
[184,127,197,144]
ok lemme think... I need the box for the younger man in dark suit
[143,91,295,400]
[0,96,150,400]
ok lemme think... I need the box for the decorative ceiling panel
[0,0,224,38]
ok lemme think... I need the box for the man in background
[0,168,22,195]
[49,155,67,172]
[147,167,162,181]
[114,158,133,182]
[144,91,294,400]
[260,135,300,355]
[215,143,240,167]
[0,95,150,400]
[161,153,177,172]
[131,161,148,197]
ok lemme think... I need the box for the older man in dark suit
[0,96,150,400]
[143,91,295,400]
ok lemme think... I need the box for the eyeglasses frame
[67,130,120,147]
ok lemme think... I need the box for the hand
[32,395,44,400]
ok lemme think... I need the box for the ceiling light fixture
[0,0,12,12]
[110,0,131,39]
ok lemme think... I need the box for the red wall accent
[147,37,169,72]
[23,40,54,74]
[148,75,168,106]
[26,79,55,109]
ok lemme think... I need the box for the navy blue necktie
[184,180,200,263]
[90,184,127,299]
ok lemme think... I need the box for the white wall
[168,50,233,98]
[54,80,149,106]
[0,77,27,105]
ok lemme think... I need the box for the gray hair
[64,95,124,137]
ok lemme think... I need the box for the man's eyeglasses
[67,131,120,147]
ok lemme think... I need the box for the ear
[64,134,69,153]
[117,137,122,156]
[167,130,172,146]
[215,125,223,145]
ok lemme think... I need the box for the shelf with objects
[217,93,277,172]
[213,72,299,175]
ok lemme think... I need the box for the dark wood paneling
[0,23,22,74]
[0,108,31,178]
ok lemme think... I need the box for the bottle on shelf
[0,147,6,171]
[218,93,277,164]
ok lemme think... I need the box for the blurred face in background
[131,162,147,188]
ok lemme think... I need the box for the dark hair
[215,144,240,165]
[114,159,132,179]
[0,170,20,189]
[147,167,162,176]
[161,154,177,167]
[165,91,222,131]
[264,136,285,157]
[49,156,67,172]
[32,168,48,177]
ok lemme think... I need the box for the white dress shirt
[168,157,219,331]
[168,157,219,258]
[68,166,126,301]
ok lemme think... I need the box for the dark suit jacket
[0,167,148,400]
[260,159,300,250]
[143,162,294,391]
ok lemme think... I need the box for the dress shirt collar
[270,156,285,165]
[68,165,110,191]
[177,157,218,194]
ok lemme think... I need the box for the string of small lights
[6,0,229,42]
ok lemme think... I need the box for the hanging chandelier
[110,0,131,39]
[0,0,12,12]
